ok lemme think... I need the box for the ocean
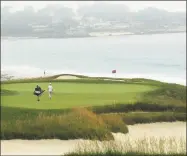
[1,33,186,85]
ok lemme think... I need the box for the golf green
[1,82,157,109]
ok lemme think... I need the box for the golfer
[34,85,44,101]
[48,83,53,99]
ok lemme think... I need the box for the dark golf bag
[33,90,45,96]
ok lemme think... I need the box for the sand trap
[1,122,186,155]
[103,78,124,82]
[55,75,80,80]
[114,121,186,140]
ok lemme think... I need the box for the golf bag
[33,90,45,96]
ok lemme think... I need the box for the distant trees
[78,2,130,22]
[1,74,14,81]
[1,4,77,36]
[1,3,186,37]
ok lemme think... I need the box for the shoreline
[1,31,186,40]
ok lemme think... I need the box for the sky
[1,1,186,12]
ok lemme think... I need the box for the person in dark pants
[33,85,44,101]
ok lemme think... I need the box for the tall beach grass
[1,108,128,140]
[65,136,186,156]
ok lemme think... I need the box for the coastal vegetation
[65,136,186,156]
[1,74,186,155]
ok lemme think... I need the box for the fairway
[1,82,157,109]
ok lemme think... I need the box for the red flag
[112,70,116,74]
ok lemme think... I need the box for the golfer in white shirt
[48,83,53,99]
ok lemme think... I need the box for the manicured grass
[1,82,157,109]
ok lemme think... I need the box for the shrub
[101,114,128,133]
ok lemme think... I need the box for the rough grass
[100,112,186,125]
[100,114,129,133]
[91,103,186,114]
[65,136,186,156]
[141,83,186,106]
[1,106,186,124]
[1,108,128,140]
[1,106,185,140]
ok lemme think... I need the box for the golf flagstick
[112,69,117,104]
[112,69,117,79]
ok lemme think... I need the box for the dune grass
[1,108,128,140]
[65,136,186,156]
[1,106,185,140]
[65,153,186,156]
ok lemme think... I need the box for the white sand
[55,75,80,80]
[103,78,124,82]
[114,121,186,140]
[1,122,186,155]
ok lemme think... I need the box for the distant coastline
[1,31,186,39]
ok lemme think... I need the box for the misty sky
[1,1,186,12]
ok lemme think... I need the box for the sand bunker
[114,121,186,141]
[55,75,80,80]
[1,122,186,155]
[103,78,124,82]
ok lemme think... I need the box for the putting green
[1,82,157,109]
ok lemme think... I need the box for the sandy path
[55,75,80,80]
[1,122,186,155]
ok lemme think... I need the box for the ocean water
[1,33,186,85]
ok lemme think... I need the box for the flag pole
[112,70,117,79]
